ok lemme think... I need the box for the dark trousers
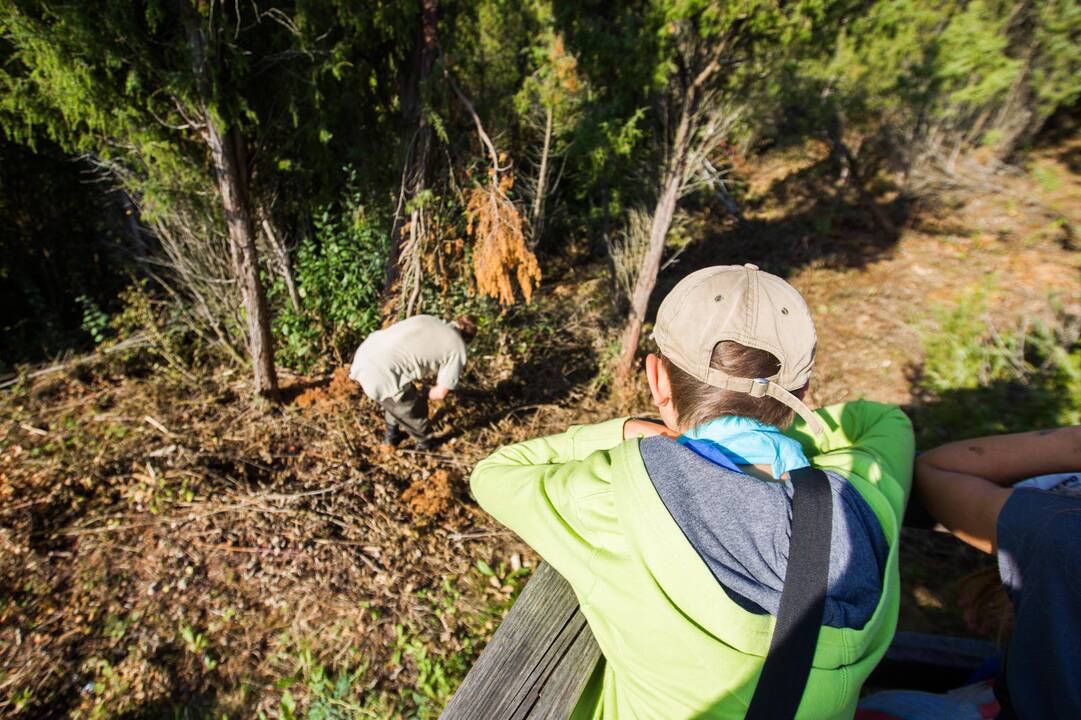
[380,384,430,440]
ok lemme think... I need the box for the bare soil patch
[403,469,457,521]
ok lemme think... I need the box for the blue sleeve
[995,489,1081,718]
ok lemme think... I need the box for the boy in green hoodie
[470,264,914,719]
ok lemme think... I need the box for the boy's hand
[623,418,678,441]
[428,384,450,401]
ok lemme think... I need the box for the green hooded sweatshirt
[470,401,914,719]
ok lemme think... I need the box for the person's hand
[428,384,450,401]
[623,418,678,441]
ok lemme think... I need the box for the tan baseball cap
[651,263,825,435]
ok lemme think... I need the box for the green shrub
[76,294,111,345]
[108,280,205,376]
[914,292,1081,447]
[272,183,388,372]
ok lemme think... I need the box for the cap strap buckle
[702,369,826,436]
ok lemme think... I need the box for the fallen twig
[0,334,150,391]
[143,415,176,437]
[448,530,514,542]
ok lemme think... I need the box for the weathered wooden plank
[443,563,1004,719]
[511,613,597,720]
[439,562,601,720]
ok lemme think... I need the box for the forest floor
[1,131,1079,719]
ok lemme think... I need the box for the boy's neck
[740,463,788,482]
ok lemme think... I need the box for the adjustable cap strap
[764,382,826,437]
[702,371,826,436]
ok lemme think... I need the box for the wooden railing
[440,563,600,719]
[440,560,1000,719]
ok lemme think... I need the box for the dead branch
[0,335,151,391]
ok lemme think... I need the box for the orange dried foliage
[466,172,541,306]
[550,35,582,96]
[421,218,467,296]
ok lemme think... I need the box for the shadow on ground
[906,365,1080,449]
[643,155,922,321]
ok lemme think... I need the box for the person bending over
[349,314,476,450]
[471,265,914,719]
[914,427,1081,719]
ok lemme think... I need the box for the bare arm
[915,426,1081,554]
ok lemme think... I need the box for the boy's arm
[470,418,628,587]
[915,426,1081,554]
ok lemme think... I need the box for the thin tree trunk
[182,1,277,398]
[383,0,438,320]
[614,171,683,384]
[260,215,301,312]
[614,93,698,385]
[206,124,279,397]
[611,38,729,387]
[530,104,554,244]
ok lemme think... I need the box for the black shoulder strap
[745,466,834,720]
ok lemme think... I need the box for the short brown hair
[662,341,804,430]
[454,314,478,343]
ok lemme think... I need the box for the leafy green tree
[514,1,589,245]
[787,0,1081,187]
[1,1,276,393]
[558,0,851,385]
[1,1,412,395]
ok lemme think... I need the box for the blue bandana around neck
[678,415,809,479]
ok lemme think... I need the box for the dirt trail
[749,141,1081,409]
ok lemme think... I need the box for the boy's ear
[645,353,671,407]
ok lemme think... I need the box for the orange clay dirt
[293,365,359,410]
[402,469,456,521]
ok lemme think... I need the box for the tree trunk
[383,0,438,319]
[182,1,277,398]
[610,35,730,387]
[530,104,554,245]
[613,90,698,386]
[614,171,683,384]
[206,124,279,398]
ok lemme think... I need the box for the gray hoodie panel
[640,435,888,630]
